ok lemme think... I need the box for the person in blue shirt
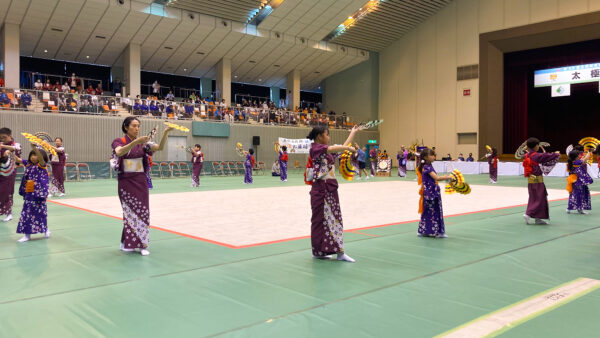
[356,145,370,180]
[132,100,142,115]
[166,104,174,115]
[0,89,10,106]
[466,153,474,162]
[214,108,221,120]
[20,91,32,110]
[149,101,159,116]
[184,102,194,117]
[140,100,149,115]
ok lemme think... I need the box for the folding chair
[169,162,182,177]
[150,163,162,178]
[227,161,237,175]
[65,162,79,181]
[211,161,224,176]
[220,161,232,176]
[77,162,92,180]
[235,161,245,175]
[178,162,191,176]
[258,161,266,175]
[160,162,172,178]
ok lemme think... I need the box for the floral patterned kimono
[567,159,593,212]
[112,135,154,250]
[17,160,49,235]
[418,164,445,237]
[309,143,345,256]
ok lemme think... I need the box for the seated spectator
[43,80,53,91]
[457,153,465,161]
[66,94,77,112]
[54,81,61,92]
[0,89,10,107]
[189,92,197,102]
[20,90,32,110]
[166,91,175,101]
[184,101,194,118]
[271,161,280,176]
[34,79,43,91]
[441,154,452,161]
[140,100,149,115]
[466,153,474,162]
[165,104,174,117]
[133,100,142,115]
[86,85,95,95]
[149,101,160,116]
[61,82,70,93]
[95,83,103,95]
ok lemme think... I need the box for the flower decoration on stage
[21,132,57,156]
[164,122,190,132]
[445,169,471,195]
[339,150,357,181]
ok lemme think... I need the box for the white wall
[379,0,600,157]
[322,54,379,122]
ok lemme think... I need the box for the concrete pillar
[286,69,300,110]
[216,58,231,106]
[124,43,140,98]
[1,23,20,88]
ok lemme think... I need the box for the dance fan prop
[579,137,599,164]
[21,132,57,156]
[515,141,550,159]
[357,119,384,130]
[339,150,357,181]
[164,121,190,132]
[235,142,244,157]
[0,151,15,177]
[445,169,471,195]
[485,145,492,152]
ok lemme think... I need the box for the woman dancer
[308,125,359,262]
[111,117,172,255]
[49,137,67,196]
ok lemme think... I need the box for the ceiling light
[86,55,90,59]
[183,68,187,71]
[234,75,238,78]
[44,49,48,53]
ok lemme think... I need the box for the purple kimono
[191,150,203,187]
[487,154,498,182]
[17,160,49,235]
[525,151,560,219]
[310,143,344,256]
[279,150,288,181]
[244,153,253,184]
[0,140,21,216]
[369,149,377,175]
[397,150,408,177]
[112,135,153,250]
[567,159,593,211]
[418,164,445,236]
[50,146,66,194]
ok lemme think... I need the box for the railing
[0,87,356,129]
[22,71,103,92]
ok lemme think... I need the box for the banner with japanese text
[534,63,600,87]
[278,137,312,154]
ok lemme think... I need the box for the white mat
[54,181,575,248]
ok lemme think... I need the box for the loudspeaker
[252,136,260,146]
